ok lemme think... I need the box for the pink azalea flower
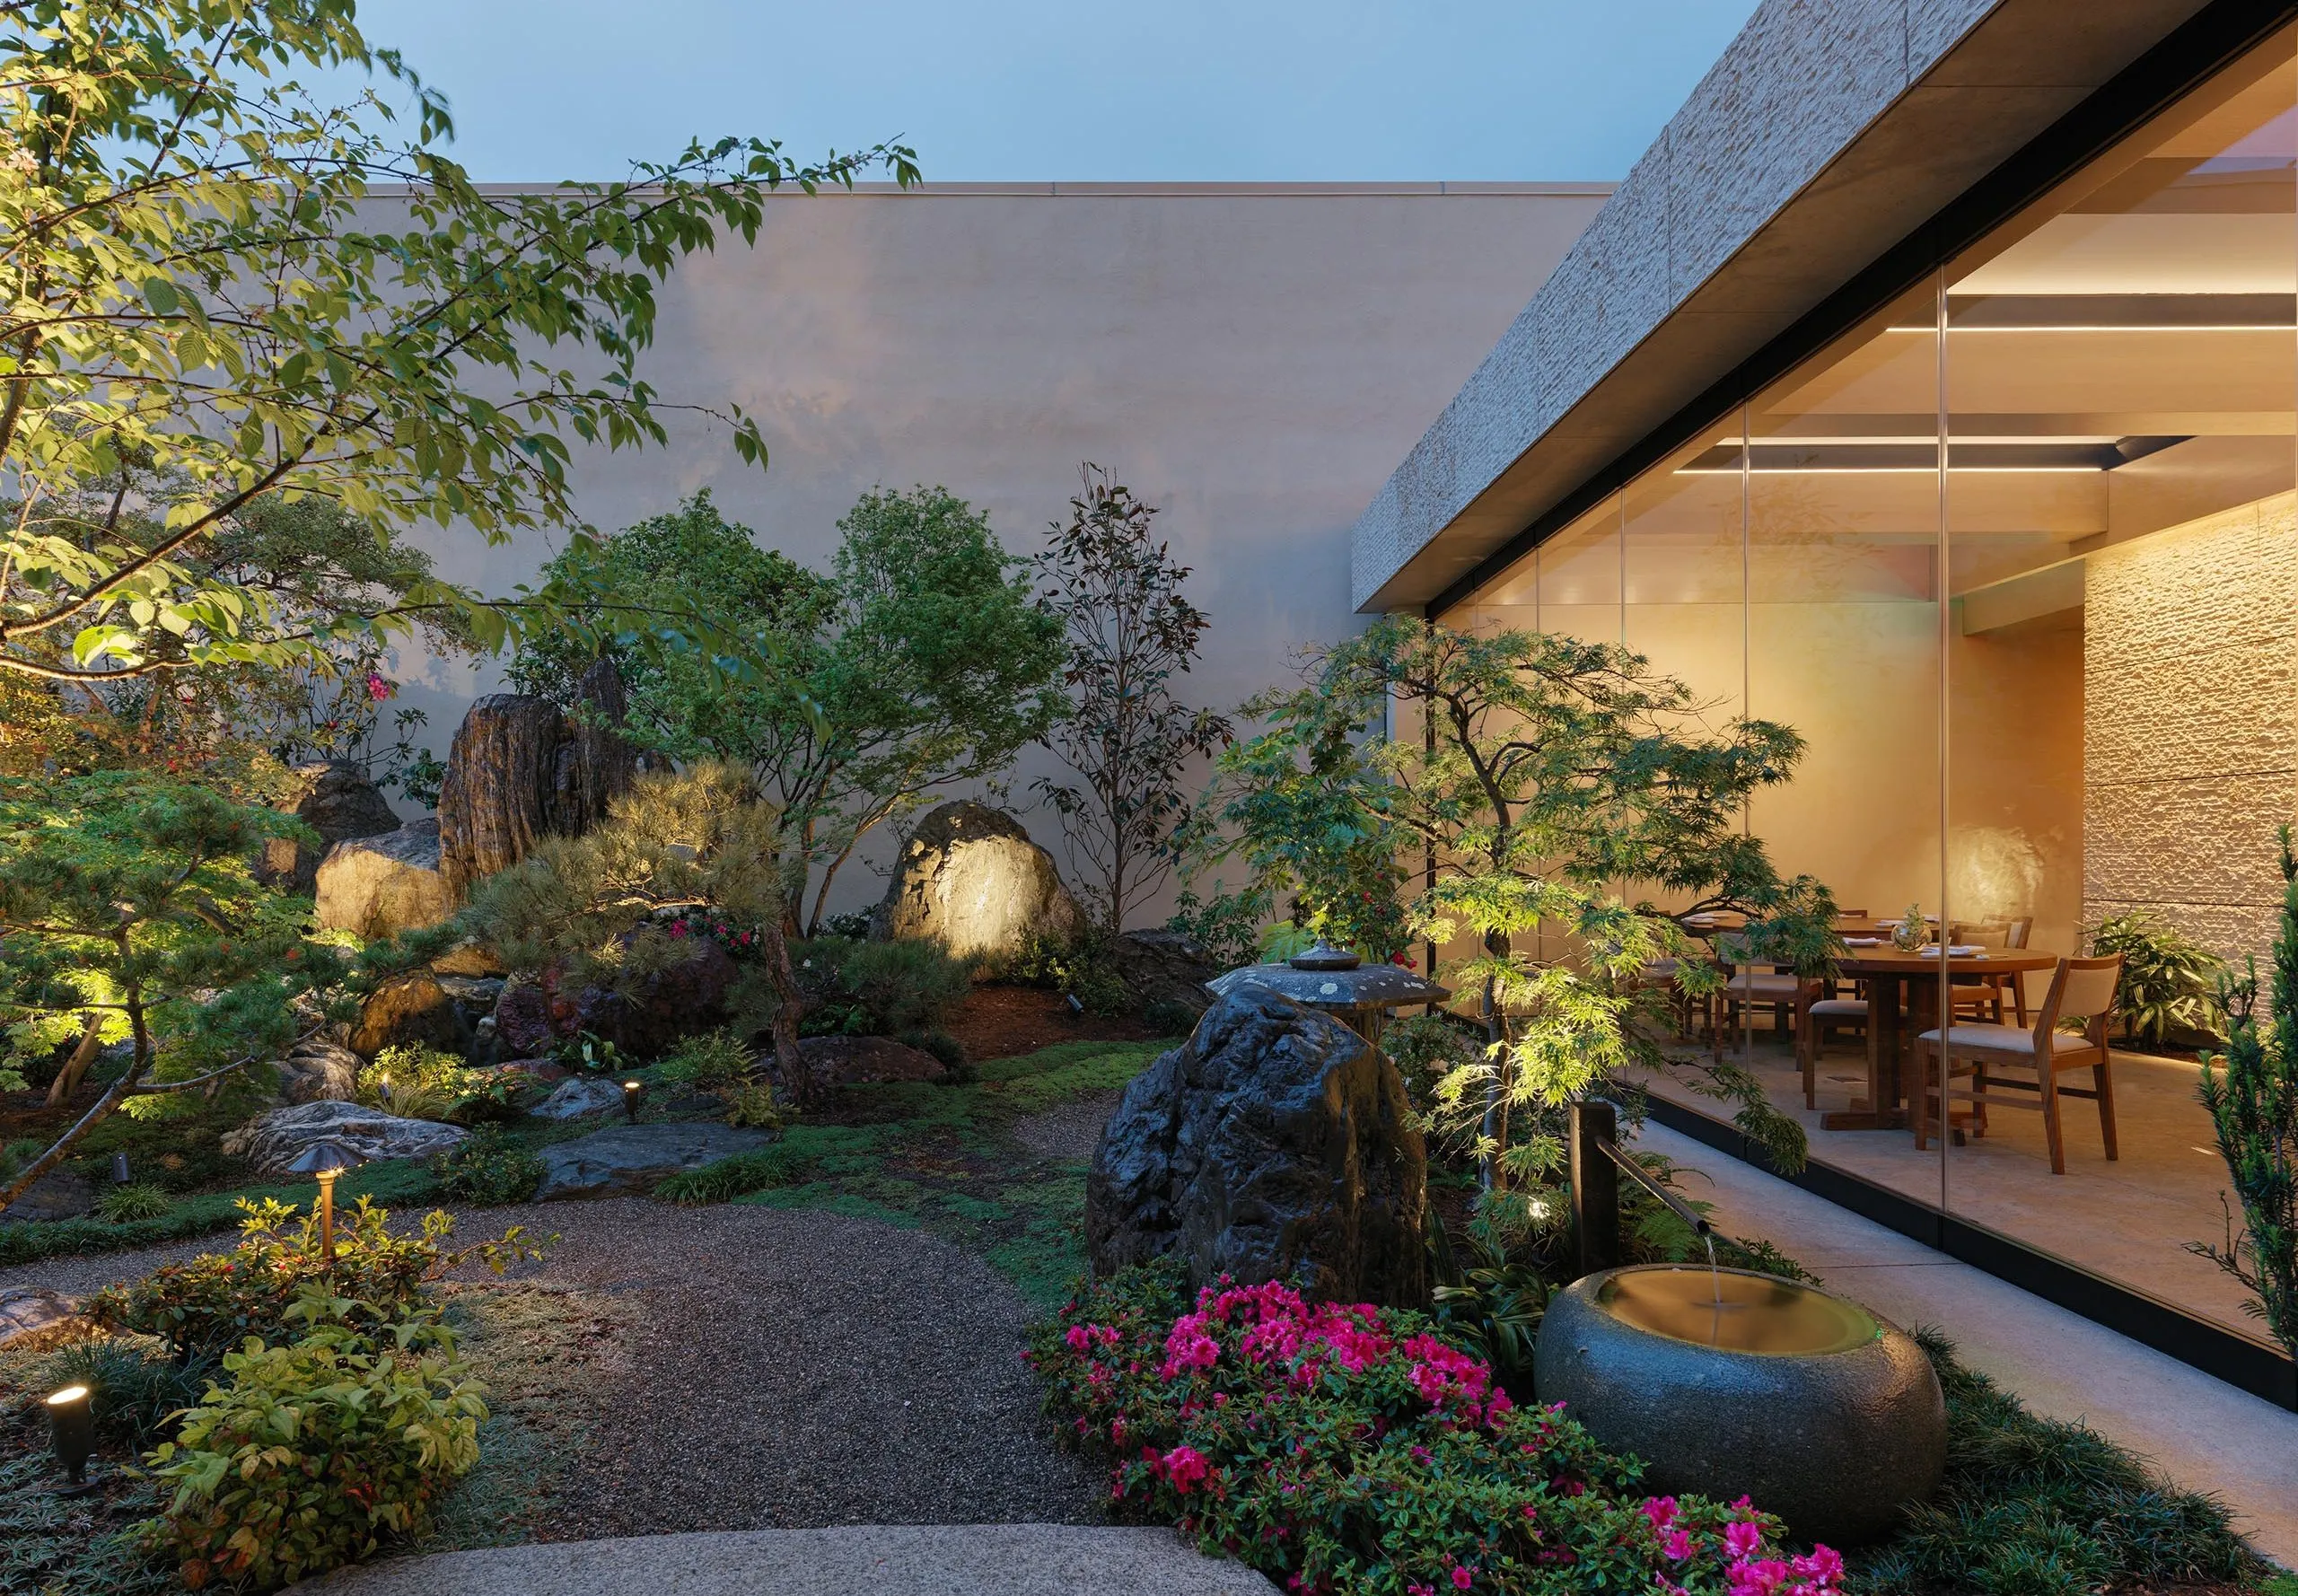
[1162,1445,1212,1493]
[1724,1520,1763,1558]
[1641,1495,1680,1531]
[1662,1529,1692,1562]
[1451,1567,1473,1591]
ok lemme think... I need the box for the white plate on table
[1917,944,1987,957]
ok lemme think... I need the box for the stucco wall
[2083,494,2298,963]
[384,182,1608,924]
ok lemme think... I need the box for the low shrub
[0,1160,443,1269]
[658,1029,755,1092]
[1141,998,1198,1037]
[358,1044,500,1123]
[548,1031,627,1075]
[94,1181,175,1223]
[1004,930,1131,1015]
[898,1026,970,1075]
[1031,1263,1844,1596]
[429,1125,546,1206]
[38,1335,214,1444]
[137,1286,486,1592]
[794,936,972,1036]
[88,1197,541,1360]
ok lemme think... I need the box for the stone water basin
[1533,1265,1945,1546]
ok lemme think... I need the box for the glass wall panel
[1937,25,2297,1341]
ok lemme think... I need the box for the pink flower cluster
[1641,1496,1845,1596]
[1399,1332,1513,1425]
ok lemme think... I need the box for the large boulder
[533,1122,776,1200]
[0,1288,85,1352]
[1086,986,1428,1307]
[257,760,402,894]
[873,801,1083,962]
[349,973,471,1060]
[315,820,452,940]
[529,1075,627,1121]
[274,1038,363,1103]
[220,1101,468,1174]
[1109,930,1223,1020]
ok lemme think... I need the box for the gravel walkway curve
[2,1198,1104,1537]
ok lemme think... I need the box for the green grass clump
[92,1180,174,1223]
[1855,1329,2264,1594]
[655,1146,818,1206]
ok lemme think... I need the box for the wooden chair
[1794,978,1873,1109]
[1949,922,2011,1023]
[1913,954,2122,1174]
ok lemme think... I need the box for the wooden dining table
[1820,943,2061,1131]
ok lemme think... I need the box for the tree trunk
[436,662,639,899]
[43,1011,104,1108]
[756,920,812,1104]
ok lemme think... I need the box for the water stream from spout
[1703,1232,1724,1345]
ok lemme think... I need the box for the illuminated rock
[315,819,452,940]
[873,802,1082,961]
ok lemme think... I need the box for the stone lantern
[1204,941,1450,1050]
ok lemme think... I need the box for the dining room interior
[1445,22,2298,1359]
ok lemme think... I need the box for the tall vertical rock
[436,661,640,898]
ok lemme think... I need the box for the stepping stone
[0,1168,94,1223]
[0,1287,85,1351]
[534,1123,776,1201]
[288,1524,1276,1594]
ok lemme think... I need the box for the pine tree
[2197,826,2298,1357]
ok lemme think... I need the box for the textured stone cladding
[2083,495,2298,964]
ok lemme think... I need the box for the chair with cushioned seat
[1912,953,2122,1174]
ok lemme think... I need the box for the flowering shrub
[89,1197,542,1360]
[1029,1264,1844,1596]
[138,1284,486,1591]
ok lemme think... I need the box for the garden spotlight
[46,1384,95,1495]
[285,1139,366,1265]
[110,1153,130,1187]
[622,1080,645,1122]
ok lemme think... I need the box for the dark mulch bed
[943,985,1161,1063]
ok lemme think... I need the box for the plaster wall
[2083,493,2298,962]
[382,182,1609,925]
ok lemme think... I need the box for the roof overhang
[1350,0,2261,614]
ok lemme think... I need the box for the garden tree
[457,763,817,1101]
[1035,467,1231,935]
[3,493,474,793]
[1172,689,1409,967]
[513,488,1066,934]
[1228,616,1836,1188]
[0,772,355,1215]
[0,0,917,703]
[2196,828,2298,1360]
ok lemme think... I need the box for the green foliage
[39,1335,214,1445]
[796,935,973,1035]
[2088,910,2228,1047]
[1140,999,1199,1038]
[429,1126,546,1206]
[0,772,340,1080]
[2194,828,2298,1359]
[94,1180,175,1223]
[137,1287,487,1592]
[361,1043,489,1121]
[0,1158,443,1267]
[88,1197,539,1360]
[1000,929,1132,1015]
[1163,886,1265,971]
[655,1147,811,1205]
[1216,616,1834,1186]
[721,1081,788,1129]
[1855,1330,2258,1594]
[549,1031,628,1077]
[0,0,917,702]
[1035,468,1232,934]
[658,1029,758,1092]
[898,1026,971,1075]
[1031,1264,1828,1596]
[513,488,1066,931]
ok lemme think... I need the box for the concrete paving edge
[288,1523,1281,1596]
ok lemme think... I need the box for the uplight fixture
[622,1080,645,1122]
[46,1384,95,1495]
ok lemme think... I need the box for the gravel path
[3,1199,1103,1537]
[1010,1089,1124,1163]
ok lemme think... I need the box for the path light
[621,1080,645,1123]
[46,1384,95,1495]
[285,1139,366,1265]
[110,1152,130,1187]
